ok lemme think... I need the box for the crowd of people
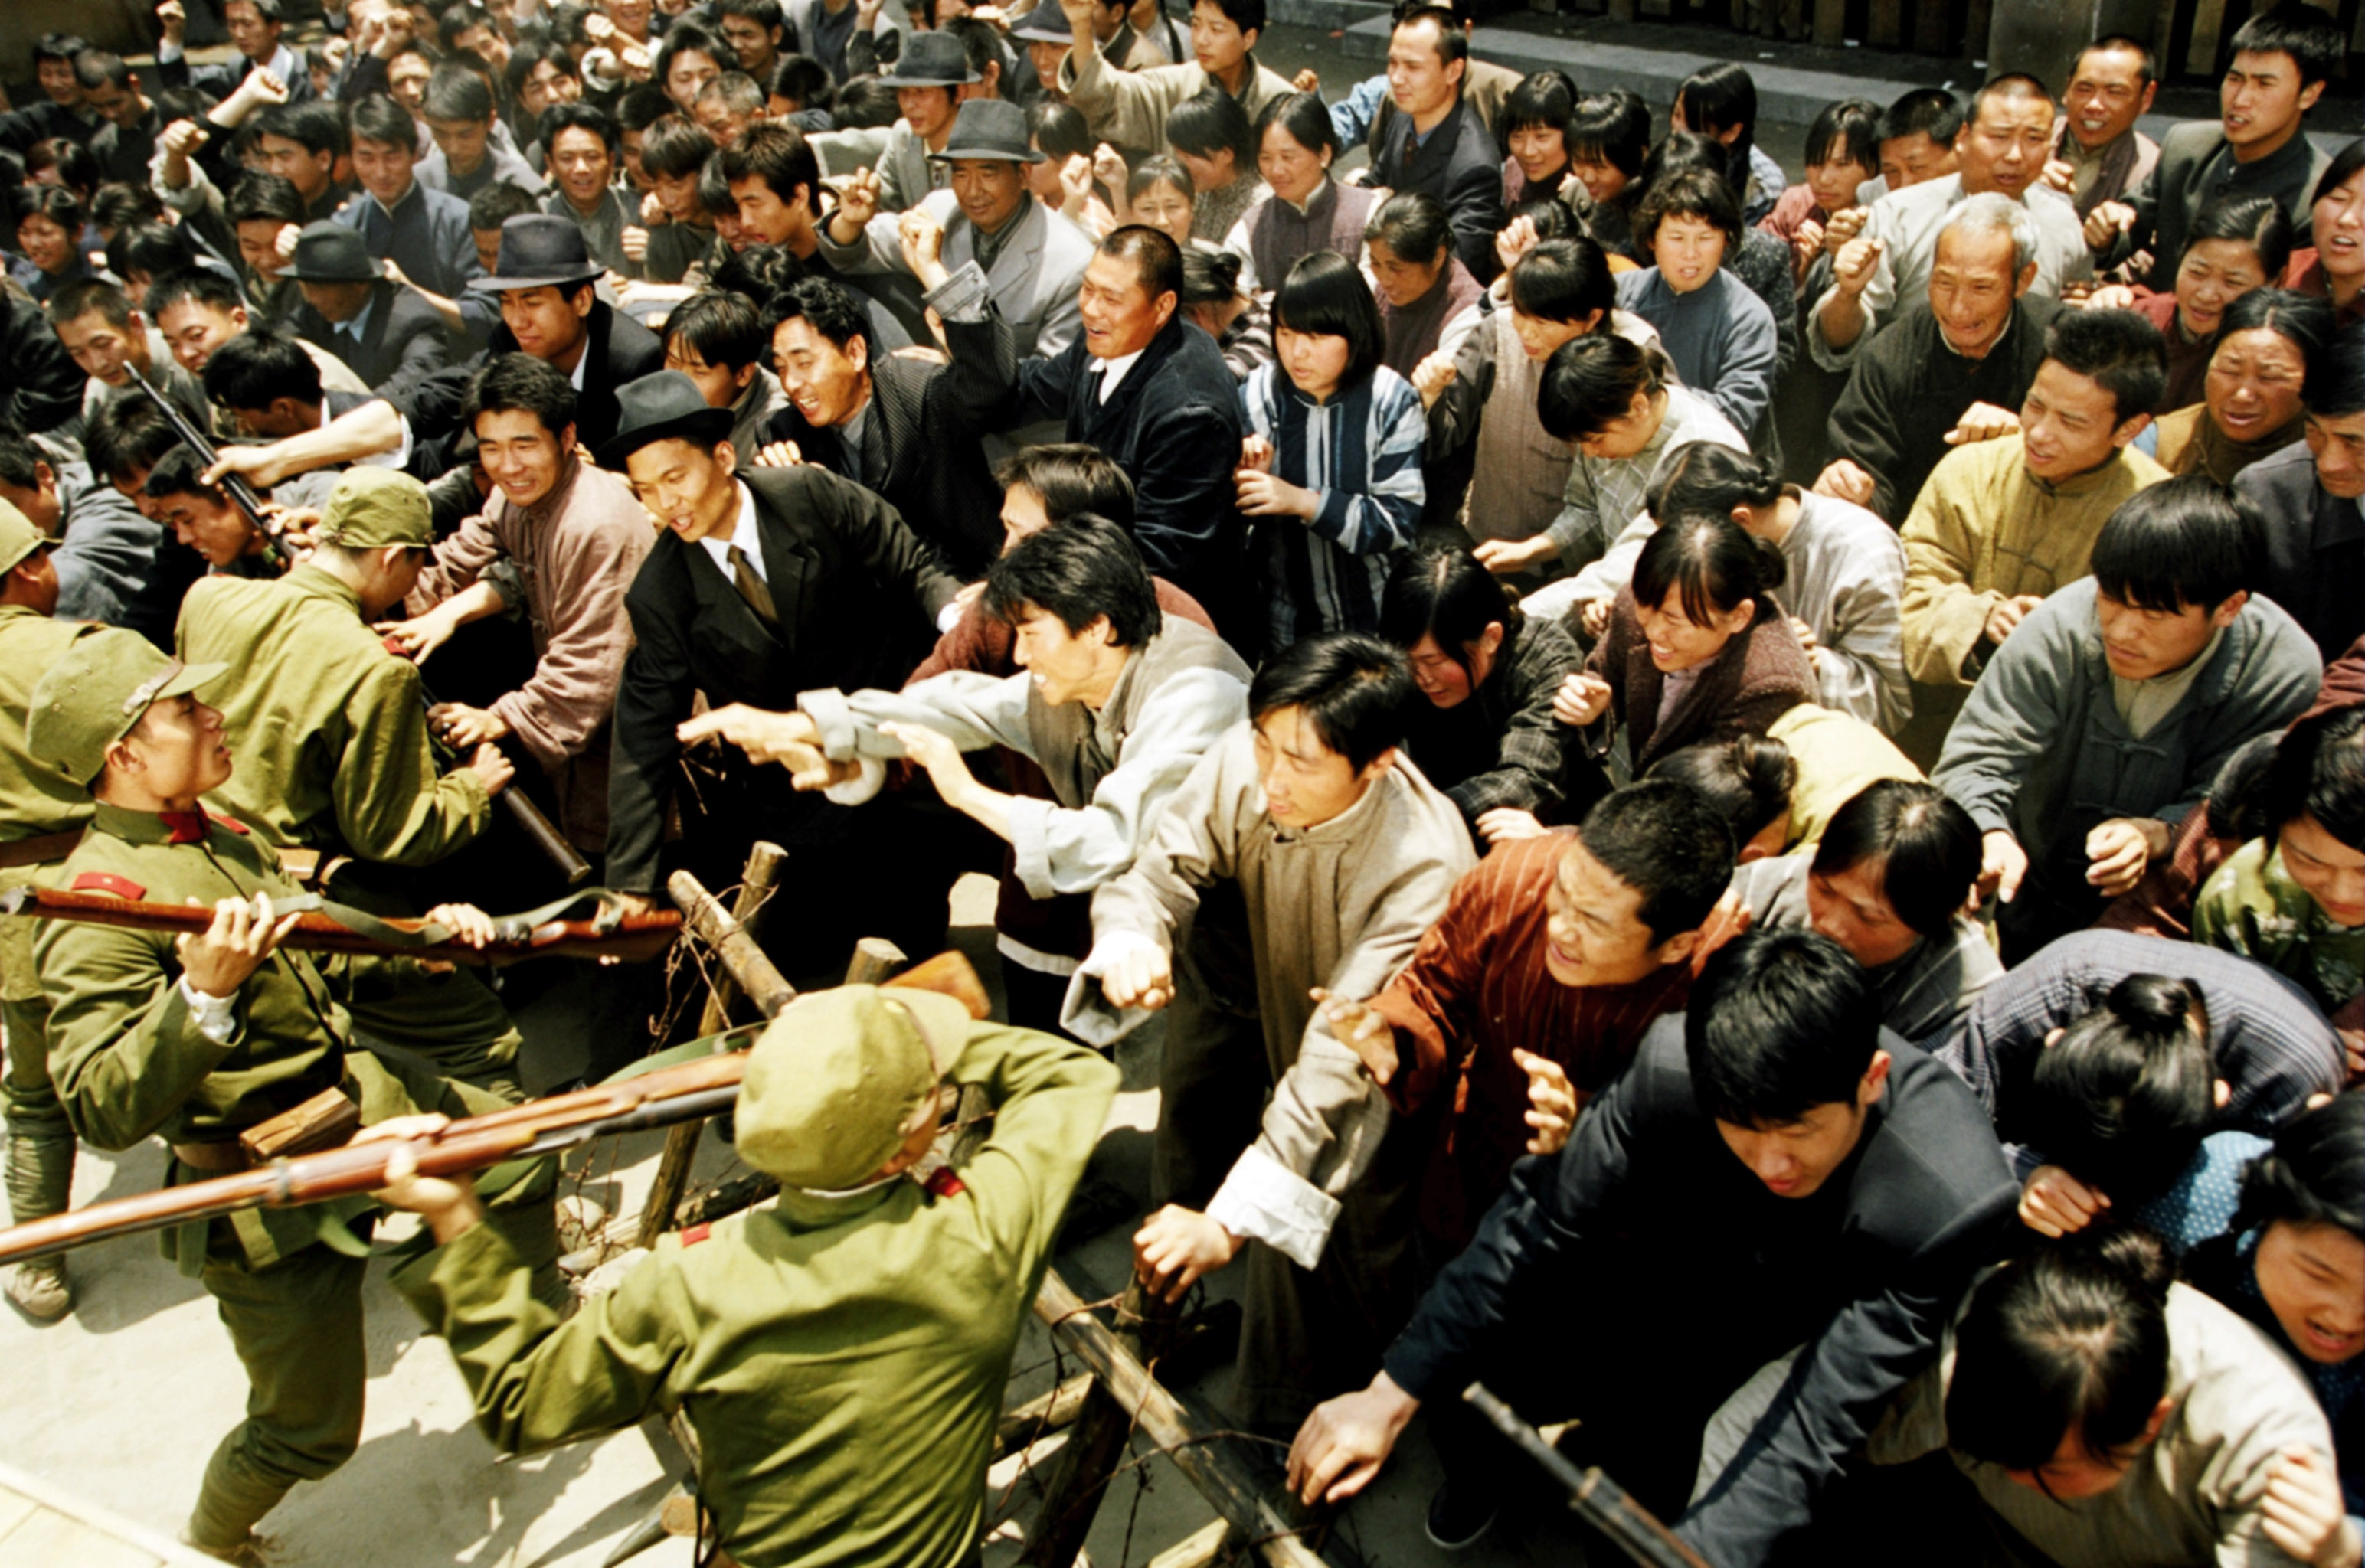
[0,0,2359,1562]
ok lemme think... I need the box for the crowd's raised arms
[0,2,2357,1565]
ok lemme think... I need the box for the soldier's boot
[2,1129,74,1321]
[184,1530,276,1566]
[186,1445,298,1561]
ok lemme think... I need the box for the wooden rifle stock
[0,885,683,965]
[408,676,594,887]
[0,950,990,1266]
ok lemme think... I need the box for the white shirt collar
[567,342,590,391]
[696,480,764,581]
[1091,348,1146,403]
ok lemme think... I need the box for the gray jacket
[821,190,1094,359]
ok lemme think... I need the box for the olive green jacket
[174,564,490,866]
[0,606,100,1002]
[394,1021,1119,1568]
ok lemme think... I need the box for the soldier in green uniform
[24,628,561,1566]
[173,466,532,1099]
[0,501,100,1320]
[374,982,1120,1568]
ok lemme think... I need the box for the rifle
[0,884,679,965]
[0,949,992,1268]
[125,361,290,570]
[1461,1383,1711,1568]
[411,668,594,887]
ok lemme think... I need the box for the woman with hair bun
[1179,244,1272,381]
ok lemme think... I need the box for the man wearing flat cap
[25,626,559,1565]
[872,31,982,214]
[820,98,1096,362]
[281,221,455,401]
[378,982,1119,1568]
[174,466,531,1099]
[0,504,97,1321]
[603,368,966,977]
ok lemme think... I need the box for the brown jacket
[408,455,655,851]
[1585,589,1815,774]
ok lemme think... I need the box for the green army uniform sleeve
[332,653,492,866]
[38,915,239,1152]
[935,1021,1121,1270]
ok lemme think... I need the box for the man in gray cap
[25,626,558,1563]
[281,220,456,399]
[378,980,1119,1568]
[875,30,983,213]
[820,97,1097,360]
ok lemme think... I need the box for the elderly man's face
[1927,224,2026,358]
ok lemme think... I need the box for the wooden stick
[668,869,799,1018]
[1147,1521,1236,1568]
[641,846,787,1250]
[993,1372,1095,1462]
[1029,1272,1352,1568]
[1020,1279,1182,1566]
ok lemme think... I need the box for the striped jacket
[1241,363,1425,652]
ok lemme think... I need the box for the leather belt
[0,830,85,871]
[171,1141,254,1173]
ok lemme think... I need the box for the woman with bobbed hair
[1025,101,1116,238]
[2134,194,2291,413]
[1500,70,1576,210]
[11,185,92,303]
[2150,286,2334,485]
[1225,91,1375,296]
[1853,1228,2352,1568]
[1165,87,1266,247]
[1379,541,1585,841]
[1555,511,1813,778]
[2283,139,2363,328]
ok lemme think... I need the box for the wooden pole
[668,868,800,1018]
[1020,1279,1182,1566]
[993,1373,1095,1462]
[639,846,786,1250]
[1029,1272,1355,1568]
[842,936,907,987]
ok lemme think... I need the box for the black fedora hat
[600,370,737,469]
[928,99,1044,164]
[1009,4,1071,41]
[885,31,979,87]
[280,222,381,283]
[467,214,605,292]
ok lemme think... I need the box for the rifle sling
[0,829,86,871]
[268,888,640,949]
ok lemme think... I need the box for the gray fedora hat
[1009,4,1071,42]
[280,222,381,283]
[885,31,979,87]
[929,99,1043,164]
[466,214,605,292]
[599,370,737,469]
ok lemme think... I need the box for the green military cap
[0,498,48,577]
[26,627,229,786]
[311,466,433,549]
[735,984,972,1191]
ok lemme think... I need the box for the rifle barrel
[126,363,283,561]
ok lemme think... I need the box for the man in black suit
[281,223,453,400]
[757,276,1002,577]
[152,0,316,104]
[1289,926,2018,1560]
[76,54,162,188]
[933,224,1253,650]
[602,371,965,975]
[1366,5,1503,283]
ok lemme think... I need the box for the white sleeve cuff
[159,39,186,64]
[1205,1145,1342,1272]
[179,974,237,1044]
[821,755,888,806]
[1058,929,1165,1047]
[937,600,966,634]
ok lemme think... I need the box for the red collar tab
[159,809,209,844]
[924,1167,967,1199]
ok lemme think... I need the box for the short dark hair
[228,0,286,24]
[1166,86,1254,166]
[91,181,165,235]
[1379,541,1519,676]
[2077,34,2155,89]
[71,51,134,91]
[1804,98,1883,172]
[1029,100,1094,163]
[721,122,821,214]
[1631,510,1786,628]
[762,275,875,360]
[84,397,179,488]
[543,101,622,157]
[642,113,719,181]
[1366,190,1451,266]
[2227,1,2346,87]
[769,54,837,113]
[469,182,539,234]
[1254,90,1338,162]
[1647,439,1782,522]
[1099,225,1184,308]
[1634,165,1742,256]
[1127,155,1194,207]
[463,351,577,437]
[1686,928,1883,1126]
[1202,0,1266,36]
[656,23,741,87]
[105,224,199,292]
[2089,474,2263,614]
[1879,86,1964,146]
[348,93,420,152]
[832,76,901,130]
[2262,704,2365,848]
[1248,632,1412,773]
[33,34,93,66]
[143,442,229,502]
[668,288,766,372]
[1508,236,1614,325]
[2213,285,2335,387]
[1812,780,1983,942]
[1503,70,1575,137]
[202,328,320,411]
[2312,138,2365,212]
[1273,250,1384,386]
[438,3,499,49]
[718,0,786,25]
[1506,194,1578,240]
[1392,6,1467,67]
[1947,1230,2177,1479]
[0,434,46,492]
[1575,777,1739,942]
[993,443,1137,530]
[1969,72,2053,130]
[2183,192,2294,281]
[983,514,1161,647]
[1566,89,1651,178]
[2230,1092,2364,1240]
[258,100,346,160]
[2043,306,2168,425]
[227,171,305,227]
[941,16,1006,81]
[25,139,96,199]
[424,64,496,122]
[1675,61,1758,185]
[507,41,581,98]
[2023,973,2216,1198]
[617,83,676,134]
[1178,243,1247,305]
[46,276,132,329]
[1537,332,1665,442]
[1648,737,1794,849]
